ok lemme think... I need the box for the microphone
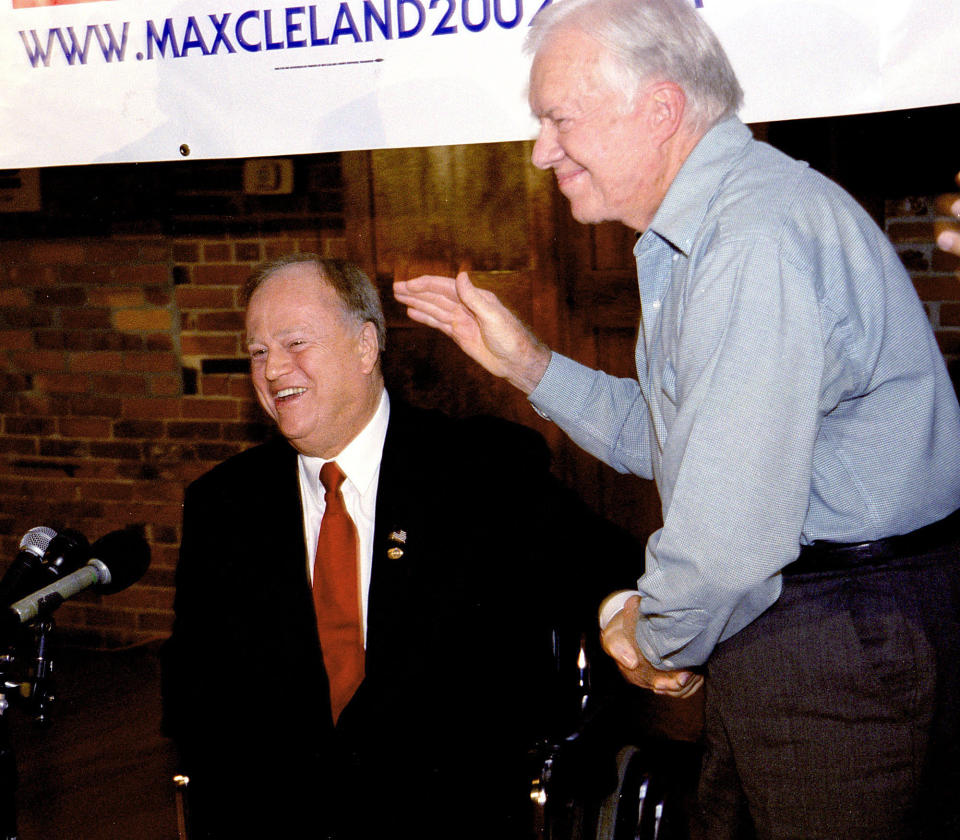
[7,528,150,625]
[0,526,57,605]
[37,528,89,586]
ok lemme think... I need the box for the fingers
[651,671,704,699]
[601,595,642,670]
[938,228,960,257]
[934,176,960,257]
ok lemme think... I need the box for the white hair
[525,0,743,133]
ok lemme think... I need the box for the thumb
[454,271,481,308]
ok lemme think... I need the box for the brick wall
[0,230,345,648]
[886,193,960,388]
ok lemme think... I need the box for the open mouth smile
[275,387,307,402]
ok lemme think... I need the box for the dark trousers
[693,534,960,840]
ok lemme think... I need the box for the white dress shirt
[298,389,390,644]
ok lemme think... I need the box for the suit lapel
[366,401,428,664]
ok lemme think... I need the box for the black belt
[783,507,960,576]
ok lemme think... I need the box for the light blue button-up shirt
[530,116,960,670]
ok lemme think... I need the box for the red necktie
[313,461,364,722]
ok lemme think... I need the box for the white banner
[1,0,959,168]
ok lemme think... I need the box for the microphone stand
[0,643,21,840]
[0,606,61,840]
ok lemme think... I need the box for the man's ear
[643,80,687,145]
[358,321,380,374]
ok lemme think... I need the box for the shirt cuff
[598,589,640,629]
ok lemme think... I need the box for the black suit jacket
[161,398,638,839]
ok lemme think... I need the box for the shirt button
[651,300,661,310]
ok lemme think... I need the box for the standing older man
[161,255,638,839]
[394,0,960,837]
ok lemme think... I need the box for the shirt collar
[299,389,390,500]
[639,116,753,258]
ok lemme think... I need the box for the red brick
[59,417,112,438]
[192,264,250,285]
[195,311,245,331]
[33,373,89,394]
[122,352,178,373]
[11,350,68,372]
[140,242,172,263]
[68,395,123,417]
[199,376,229,396]
[172,242,201,262]
[931,250,960,274]
[887,221,935,244]
[228,378,257,400]
[114,419,164,438]
[936,330,960,355]
[121,397,182,420]
[264,239,299,259]
[0,330,33,350]
[145,334,174,352]
[84,241,146,264]
[167,420,220,440]
[913,276,960,302]
[119,264,170,286]
[112,308,172,332]
[149,374,183,396]
[181,398,239,420]
[70,351,124,372]
[87,288,145,308]
[0,288,30,306]
[7,265,58,286]
[940,303,960,327]
[5,416,56,435]
[58,265,116,285]
[235,242,262,262]
[0,437,37,455]
[203,243,232,262]
[79,481,135,501]
[62,308,112,330]
[30,242,87,264]
[180,334,240,355]
[89,374,149,396]
[175,286,236,309]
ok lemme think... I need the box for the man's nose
[264,347,293,380]
[531,122,562,170]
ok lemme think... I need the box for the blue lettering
[263,8,285,49]
[462,0,489,31]
[51,25,95,64]
[493,0,521,28]
[208,14,236,54]
[331,3,361,42]
[181,16,210,56]
[398,0,425,37]
[18,29,58,67]
[146,18,180,58]
[308,5,329,45]
[363,0,393,40]
[286,7,306,47]
[236,10,261,51]
[429,0,456,34]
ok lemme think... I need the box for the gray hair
[243,255,387,351]
[525,0,743,133]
